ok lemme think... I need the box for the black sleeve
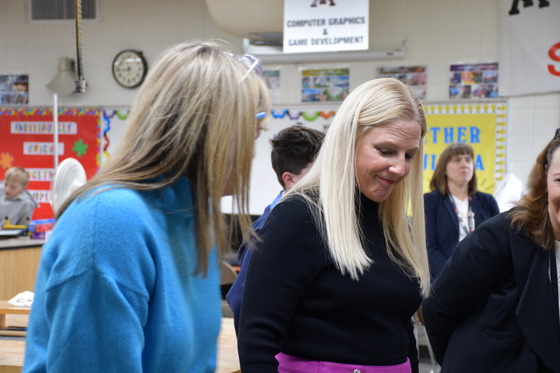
[237,196,323,372]
[407,318,420,373]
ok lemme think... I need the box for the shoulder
[79,187,152,222]
[19,191,37,207]
[43,187,169,292]
[424,190,443,204]
[472,192,500,214]
[261,193,318,236]
[271,193,315,219]
[473,191,497,202]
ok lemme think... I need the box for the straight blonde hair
[286,78,430,296]
[58,40,270,274]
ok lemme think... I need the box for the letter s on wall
[548,42,560,77]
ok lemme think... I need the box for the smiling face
[547,146,560,240]
[355,119,421,202]
[445,152,474,188]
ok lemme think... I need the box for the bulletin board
[0,107,101,220]
[423,102,507,194]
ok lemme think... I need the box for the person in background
[0,166,37,226]
[424,143,499,281]
[422,130,560,372]
[226,125,325,335]
[238,78,430,373]
[23,40,270,373]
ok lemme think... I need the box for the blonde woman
[24,40,270,372]
[238,78,430,373]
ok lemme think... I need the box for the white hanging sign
[283,0,369,54]
[498,0,560,96]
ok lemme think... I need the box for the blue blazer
[422,211,560,372]
[424,190,500,281]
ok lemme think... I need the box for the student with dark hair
[226,125,325,334]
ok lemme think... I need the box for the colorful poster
[376,65,428,99]
[423,103,507,194]
[283,0,368,53]
[449,63,499,100]
[0,75,29,105]
[0,108,101,220]
[301,68,349,102]
[499,0,560,96]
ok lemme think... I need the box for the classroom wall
[1,0,559,210]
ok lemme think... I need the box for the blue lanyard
[448,195,475,236]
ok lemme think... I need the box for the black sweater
[238,193,422,372]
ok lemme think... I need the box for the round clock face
[112,50,148,88]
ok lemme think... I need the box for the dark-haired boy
[226,125,325,334]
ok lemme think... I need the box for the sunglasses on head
[225,52,263,81]
[225,52,267,120]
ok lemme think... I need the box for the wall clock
[112,49,148,89]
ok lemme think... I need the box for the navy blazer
[424,190,500,281]
[422,211,560,372]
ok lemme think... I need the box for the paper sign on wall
[283,0,369,53]
[499,0,560,96]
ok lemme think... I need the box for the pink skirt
[276,352,412,373]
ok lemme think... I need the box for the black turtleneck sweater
[238,193,422,372]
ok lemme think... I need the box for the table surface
[0,316,240,373]
[0,237,45,250]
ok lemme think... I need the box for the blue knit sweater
[24,177,221,372]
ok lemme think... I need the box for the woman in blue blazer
[424,143,499,281]
[422,132,560,372]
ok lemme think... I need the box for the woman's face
[355,119,421,202]
[445,153,474,188]
[547,147,560,239]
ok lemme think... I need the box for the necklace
[448,194,475,236]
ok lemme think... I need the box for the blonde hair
[286,78,430,296]
[5,167,29,187]
[58,40,270,274]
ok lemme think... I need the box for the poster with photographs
[449,63,499,100]
[376,65,427,100]
[0,75,29,105]
[263,70,281,104]
[301,68,349,102]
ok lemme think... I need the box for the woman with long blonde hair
[238,78,430,373]
[24,40,270,372]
